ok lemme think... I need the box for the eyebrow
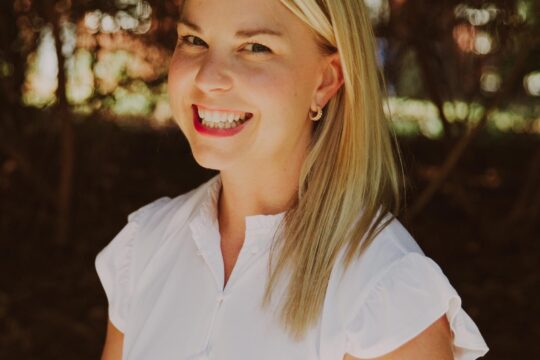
[178,18,284,38]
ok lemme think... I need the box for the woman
[96,0,489,359]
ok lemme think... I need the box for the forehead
[180,0,301,38]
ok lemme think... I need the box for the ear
[311,52,344,111]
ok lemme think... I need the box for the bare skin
[220,232,243,288]
[100,320,123,360]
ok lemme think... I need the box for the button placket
[200,291,228,358]
[216,291,230,305]
[205,344,212,358]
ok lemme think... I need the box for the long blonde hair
[176,0,404,341]
[260,0,405,340]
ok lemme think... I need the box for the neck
[217,151,307,242]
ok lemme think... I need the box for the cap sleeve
[94,197,169,332]
[345,252,489,359]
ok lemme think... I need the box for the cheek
[240,62,313,152]
[167,55,196,117]
[264,63,316,146]
[239,62,305,114]
[168,55,191,95]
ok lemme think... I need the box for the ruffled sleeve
[345,252,489,359]
[94,197,169,333]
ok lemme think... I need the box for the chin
[191,148,229,171]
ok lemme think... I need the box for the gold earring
[309,106,323,121]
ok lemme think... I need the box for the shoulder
[336,214,425,295]
[95,174,218,274]
[94,175,219,331]
[123,175,219,258]
[128,174,218,230]
[324,215,425,332]
[326,214,489,359]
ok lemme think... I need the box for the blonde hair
[260,0,405,340]
[176,0,404,341]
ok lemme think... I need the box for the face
[168,0,336,172]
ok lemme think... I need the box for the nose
[194,52,233,94]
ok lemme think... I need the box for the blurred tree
[0,0,539,243]
[373,0,540,223]
[0,0,180,244]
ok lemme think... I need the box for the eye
[179,35,207,47]
[244,42,272,54]
[178,35,272,54]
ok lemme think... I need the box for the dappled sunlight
[23,26,58,107]
[454,4,499,26]
[480,69,502,93]
[364,0,389,23]
[473,31,494,55]
[66,49,94,104]
[15,0,540,135]
[524,72,540,96]
[111,80,153,116]
[387,98,540,138]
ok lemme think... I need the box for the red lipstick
[192,104,252,137]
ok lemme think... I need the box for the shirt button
[217,293,230,304]
[196,250,203,256]
[250,246,259,254]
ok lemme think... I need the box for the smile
[192,104,254,137]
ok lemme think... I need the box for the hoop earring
[310,106,323,121]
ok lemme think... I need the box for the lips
[192,104,253,123]
[191,104,252,137]
[194,103,253,115]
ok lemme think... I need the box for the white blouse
[95,174,489,360]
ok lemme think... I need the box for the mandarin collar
[189,174,287,251]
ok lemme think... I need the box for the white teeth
[197,107,248,123]
[201,118,244,129]
[197,105,252,131]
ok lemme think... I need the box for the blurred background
[0,0,538,358]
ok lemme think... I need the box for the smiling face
[168,0,330,172]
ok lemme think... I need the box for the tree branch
[405,34,540,221]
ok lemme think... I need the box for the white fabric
[95,174,489,360]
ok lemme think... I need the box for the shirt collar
[189,173,287,253]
